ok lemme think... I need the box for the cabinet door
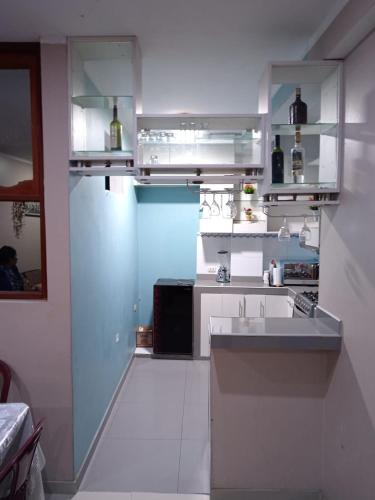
[244,295,266,318]
[200,293,222,357]
[222,293,244,318]
[265,295,289,318]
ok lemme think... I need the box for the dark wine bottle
[110,102,123,151]
[271,135,284,184]
[289,88,307,125]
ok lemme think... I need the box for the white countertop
[194,278,318,298]
[210,315,341,351]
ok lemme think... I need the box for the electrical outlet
[133,303,137,312]
[115,333,120,343]
[208,267,217,274]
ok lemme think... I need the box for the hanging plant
[12,201,27,239]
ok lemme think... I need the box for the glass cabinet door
[137,115,263,167]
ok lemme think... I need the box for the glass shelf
[72,150,133,159]
[71,95,133,109]
[271,123,337,135]
[270,182,337,190]
[138,129,260,145]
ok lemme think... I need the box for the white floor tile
[117,371,186,405]
[81,438,180,492]
[135,347,153,356]
[107,400,183,439]
[131,494,209,500]
[79,358,210,495]
[182,403,209,441]
[184,364,209,405]
[178,440,210,494]
[45,496,73,500]
[73,493,131,500]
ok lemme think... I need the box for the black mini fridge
[153,279,194,356]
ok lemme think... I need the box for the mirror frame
[0,43,47,299]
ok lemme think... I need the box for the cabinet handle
[260,301,265,318]
[243,296,247,317]
[239,301,242,317]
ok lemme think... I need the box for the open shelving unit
[258,60,343,205]
[68,37,141,163]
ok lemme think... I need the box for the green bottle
[110,103,122,151]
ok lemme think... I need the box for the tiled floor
[80,358,210,495]
[46,494,208,500]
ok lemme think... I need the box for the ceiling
[0,0,349,113]
[0,0,348,47]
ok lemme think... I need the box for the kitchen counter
[210,315,341,351]
[193,277,341,356]
[194,278,318,298]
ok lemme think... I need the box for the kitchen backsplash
[196,234,318,277]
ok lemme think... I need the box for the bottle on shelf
[271,134,284,183]
[291,126,305,184]
[289,87,307,125]
[110,98,123,151]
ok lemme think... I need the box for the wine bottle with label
[291,126,305,183]
[289,87,307,124]
[271,134,284,183]
[110,100,123,151]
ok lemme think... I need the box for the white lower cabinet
[221,293,244,317]
[200,293,222,357]
[200,292,294,357]
[222,293,266,318]
[200,293,265,357]
[244,294,266,318]
[265,295,289,317]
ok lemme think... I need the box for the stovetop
[294,291,319,317]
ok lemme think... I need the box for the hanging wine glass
[229,192,237,219]
[211,193,220,217]
[278,216,290,241]
[223,191,233,218]
[299,216,311,244]
[199,191,211,219]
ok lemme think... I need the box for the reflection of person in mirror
[0,246,24,291]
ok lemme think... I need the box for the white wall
[141,33,304,114]
[318,30,375,500]
[0,44,74,482]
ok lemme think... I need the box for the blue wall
[70,176,138,473]
[136,187,199,325]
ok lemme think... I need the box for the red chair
[0,360,11,403]
[0,420,44,500]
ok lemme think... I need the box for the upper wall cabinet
[135,114,265,185]
[69,37,142,163]
[259,61,342,205]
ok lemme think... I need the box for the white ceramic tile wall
[230,238,263,277]
[197,235,318,277]
[262,237,318,269]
